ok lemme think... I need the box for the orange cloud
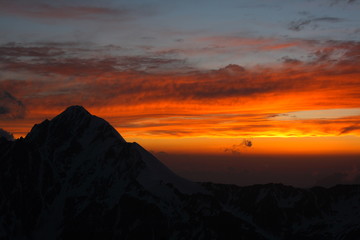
[1,40,360,144]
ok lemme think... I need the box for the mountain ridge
[1,106,359,240]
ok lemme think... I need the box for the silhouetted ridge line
[0,106,359,240]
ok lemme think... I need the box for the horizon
[4,105,360,188]
[1,0,360,187]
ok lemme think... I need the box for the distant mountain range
[1,106,359,239]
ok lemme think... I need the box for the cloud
[194,36,304,53]
[153,36,307,64]
[0,42,188,76]
[243,139,252,147]
[280,57,303,65]
[1,40,360,138]
[2,57,119,76]
[0,128,14,141]
[330,0,358,6]
[0,45,65,58]
[224,139,253,155]
[289,17,344,31]
[0,1,133,21]
[1,55,187,76]
[0,106,9,115]
[339,125,360,134]
[0,91,25,119]
[306,40,360,68]
[224,144,243,155]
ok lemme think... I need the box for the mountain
[1,106,360,240]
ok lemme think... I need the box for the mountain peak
[50,105,94,126]
[58,105,91,118]
[64,105,89,113]
[26,105,126,144]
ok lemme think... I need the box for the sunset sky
[1,0,360,187]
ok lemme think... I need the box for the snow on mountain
[1,106,360,240]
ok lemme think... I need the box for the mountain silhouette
[1,106,360,239]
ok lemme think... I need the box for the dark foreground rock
[1,106,359,240]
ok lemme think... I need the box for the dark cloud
[243,139,252,147]
[289,19,312,31]
[0,106,10,115]
[0,1,133,21]
[215,64,246,74]
[31,41,85,47]
[289,17,344,31]
[339,125,360,134]
[144,129,193,137]
[297,11,309,16]
[224,139,253,155]
[0,45,65,58]
[1,55,187,76]
[0,91,25,119]
[118,56,187,72]
[307,40,360,66]
[280,57,302,65]
[0,128,14,141]
[224,144,243,155]
[330,0,357,6]
[0,42,188,76]
[268,113,297,120]
[1,58,119,76]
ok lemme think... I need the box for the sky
[1,0,360,187]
